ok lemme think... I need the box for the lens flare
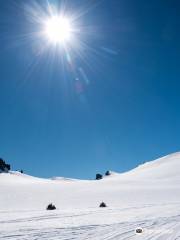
[20,1,109,101]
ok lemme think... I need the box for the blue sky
[0,0,180,179]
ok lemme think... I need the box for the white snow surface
[1,152,180,239]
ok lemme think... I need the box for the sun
[44,16,73,44]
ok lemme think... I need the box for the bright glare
[45,16,73,44]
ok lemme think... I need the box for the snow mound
[1,171,48,182]
[51,177,78,181]
[124,152,180,180]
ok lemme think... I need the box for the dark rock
[105,171,111,176]
[99,202,107,208]
[46,203,56,210]
[96,173,103,180]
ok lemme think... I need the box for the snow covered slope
[123,152,180,180]
[1,152,180,239]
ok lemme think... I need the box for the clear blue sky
[0,0,180,179]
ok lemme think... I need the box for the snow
[51,176,79,181]
[1,152,180,239]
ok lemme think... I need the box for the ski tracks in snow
[1,210,180,240]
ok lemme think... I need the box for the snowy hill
[124,152,180,180]
[1,152,180,239]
